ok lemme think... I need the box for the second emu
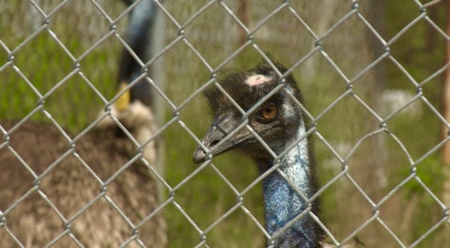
[0,0,166,247]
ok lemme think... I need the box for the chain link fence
[1,0,449,247]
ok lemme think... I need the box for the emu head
[193,62,305,167]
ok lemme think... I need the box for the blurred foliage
[1,1,449,247]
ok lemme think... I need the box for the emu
[0,0,166,247]
[193,62,324,247]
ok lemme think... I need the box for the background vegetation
[1,1,448,247]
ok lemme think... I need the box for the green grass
[1,1,449,247]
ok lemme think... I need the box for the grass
[1,1,449,247]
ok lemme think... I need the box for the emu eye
[261,104,277,120]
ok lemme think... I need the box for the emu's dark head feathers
[193,62,305,165]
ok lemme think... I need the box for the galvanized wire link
[1,0,449,247]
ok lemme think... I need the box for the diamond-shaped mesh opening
[0,120,71,173]
[64,196,135,247]
[44,73,108,130]
[171,163,239,226]
[376,174,447,247]
[388,19,447,83]
[160,42,213,106]
[382,1,446,43]
[11,31,75,93]
[33,155,101,217]
[317,130,400,199]
[45,2,119,56]
[212,45,268,71]
[319,173,377,242]
[314,93,381,150]
[291,1,351,38]
[203,204,265,248]
[47,235,85,248]
[2,190,70,247]
[0,228,23,248]
[74,38,120,101]
[0,147,37,211]
[348,218,405,247]
[160,0,214,27]
[165,163,234,247]
[345,134,391,198]
[291,52,349,115]
[0,66,41,120]
[180,3,246,68]
[164,202,201,247]
[0,2,46,48]
[321,14,385,80]
[383,1,423,37]
[252,7,318,66]
[420,1,448,32]
[386,99,443,161]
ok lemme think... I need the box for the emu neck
[259,122,319,248]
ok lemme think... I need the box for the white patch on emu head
[245,74,272,86]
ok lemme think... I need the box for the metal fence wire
[1,0,450,247]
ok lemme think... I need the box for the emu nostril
[209,139,219,147]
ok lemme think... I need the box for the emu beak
[116,82,131,111]
[193,114,250,164]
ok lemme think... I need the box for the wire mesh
[1,0,449,247]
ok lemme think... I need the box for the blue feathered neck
[260,121,320,248]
